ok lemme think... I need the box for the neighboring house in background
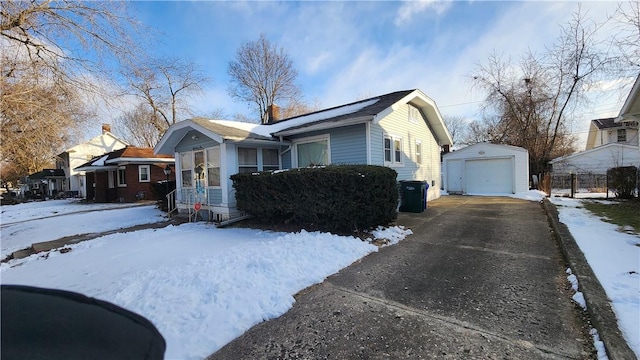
[155,89,453,221]
[56,124,129,198]
[23,169,67,199]
[548,143,639,175]
[442,143,529,195]
[615,73,640,168]
[585,117,638,150]
[74,146,174,203]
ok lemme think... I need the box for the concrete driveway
[209,196,594,359]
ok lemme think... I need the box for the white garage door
[465,158,513,194]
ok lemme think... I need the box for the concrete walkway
[208,196,627,359]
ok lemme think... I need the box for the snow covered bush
[231,165,399,233]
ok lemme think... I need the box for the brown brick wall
[116,164,175,202]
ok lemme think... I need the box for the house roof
[75,146,174,172]
[155,89,453,154]
[28,169,66,179]
[590,117,619,129]
[616,72,640,122]
[59,131,129,156]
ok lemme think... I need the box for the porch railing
[166,189,178,218]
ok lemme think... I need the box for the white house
[56,124,129,198]
[442,143,529,195]
[155,89,453,220]
[615,72,640,168]
[548,143,639,175]
[585,117,638,150]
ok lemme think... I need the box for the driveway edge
[542,198,635,360]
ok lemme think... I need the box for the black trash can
[399,180,429,213]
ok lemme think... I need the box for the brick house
[75,146,175,203]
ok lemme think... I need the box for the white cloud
[395,0,452,26]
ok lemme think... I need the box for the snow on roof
[208,99,379,138]
[91,155,109,166]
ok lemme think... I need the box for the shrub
[607,166,638,199]
[231,165,399,233]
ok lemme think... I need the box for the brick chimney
[102,124,111,134]
[266,104,280,124]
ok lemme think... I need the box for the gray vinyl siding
[330,124,367,164]
[288,123,367,165]
[369,123,384,165]
[179,188,223,205]
[175,130,219,152]
[378,104,442,200]
[207,188,223,204]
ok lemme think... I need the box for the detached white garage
[443,143,529,195]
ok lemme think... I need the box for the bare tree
[124,57,209,134]
[1,0,143,93]
[442,115,468,146]
[470,7,614,175]
[613,1,640,69]
[115,103,162,148]
[227,33,303,124]
[1,59,90,175]
[1,0,144,176]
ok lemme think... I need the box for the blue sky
[122,1,631,148]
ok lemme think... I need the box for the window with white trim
[384,135,403,165]
[617,129,627,142]
[138,165,150,182]
[408,106,419,124]
[117,167,126,187]
[262,148,280,171]
[415,140,422,164]
[180,152,193,187]
[295,136,329,167]
[207,147,220,186]
[238,147,258,173]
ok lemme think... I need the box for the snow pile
[371,225,413,246]
[511,190,547,202]
[566,268,586,310]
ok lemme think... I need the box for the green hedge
[231,165,398,233]
[607,166,638,199]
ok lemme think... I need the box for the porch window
[138,165,150,182]
[618,129,627,142]
[415,140,422,164]
[263,148,280,171]
[117,167,126,187]
[108,171,115,189]
[207,147,220,186]
[384,135,403,165]
[238,147,258,173]
[180,152,193,187]
[296,137,329,167]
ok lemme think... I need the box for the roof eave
[616,73,640,123]
[273,116,373,136]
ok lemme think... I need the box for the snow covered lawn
[550,196,640,358]
[0,201,411,359]
[1,200,166,259]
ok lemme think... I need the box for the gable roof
[155,89,452,154]
[60,131,129,155]
[75,146,174,172]
[590,117,619,130]
[28,169,66,179]
[616,73,640,122]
